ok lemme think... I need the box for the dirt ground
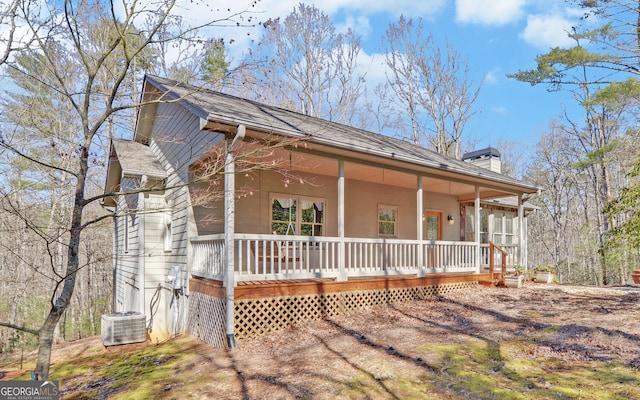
[4,283,640,399]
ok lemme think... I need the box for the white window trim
[378,204,399,238]
[164,199,174,252]
[493,211,516,245]
[270,193,326,236]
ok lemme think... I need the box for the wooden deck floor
[190,272,492,300]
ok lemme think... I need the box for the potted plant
[504,266,525,288]
[535,264,555,284]
[632,270,640,285]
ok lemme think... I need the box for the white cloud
[160,0,449,66]
[519,14,575,49]
[484,69,501,85]
[336,15,372,38]
[313,0,447,17]
[491,105,506,114]
[455,0,525,25]
[357,51,388,87]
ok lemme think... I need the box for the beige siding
[422,191,462,241]
[229,169,461,241]
[234,170,339,236]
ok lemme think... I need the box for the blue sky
[194,1,591,150]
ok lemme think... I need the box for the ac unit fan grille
[101,312,146,346]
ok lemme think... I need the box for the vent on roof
[101,312,146,346]
[462,147,501,174]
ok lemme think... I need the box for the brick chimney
[462,147,501,174]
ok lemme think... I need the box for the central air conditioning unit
[101,312,147,346]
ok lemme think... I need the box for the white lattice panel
[188,292,227,348]
[189,281,478,345]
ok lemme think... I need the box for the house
[103,75,539,347]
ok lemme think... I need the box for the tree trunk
[33,146,87,380]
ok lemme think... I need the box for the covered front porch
[186,134,536,347]
[187,234,517,347]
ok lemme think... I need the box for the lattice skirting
[189,281,476,346]
[188,292,227,348]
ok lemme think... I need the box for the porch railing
[480,243,518,269]
[191,234,495,282]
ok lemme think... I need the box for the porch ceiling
[193,140,524,201]
[288,151,504,200]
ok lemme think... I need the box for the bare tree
[511,2,640,285]
[527,123,580,282]
[0,0,259,380]
[240,3,366,125]
[381,16,481,158]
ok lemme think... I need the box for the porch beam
[417,176,425,277]
[337,160,346,281]
[281,145,537,197]
[475,185,481,274]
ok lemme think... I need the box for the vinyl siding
[113,196,141,312]
[145,102,224,339]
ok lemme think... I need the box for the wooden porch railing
[190,234,481,282]
[489,241,508,286]
[480,243,517,269]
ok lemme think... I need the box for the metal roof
[462,147,501,160]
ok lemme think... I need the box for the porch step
[479,279,500,287]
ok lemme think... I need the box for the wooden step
[478,279,500,287]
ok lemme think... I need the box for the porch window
[271,194,325,236]
[301,199,324,236]
[424,211,442,240]
[493,211,515,245]
[465,206,489,243]
[378,205,398,237]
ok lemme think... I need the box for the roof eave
[201,116,540,195]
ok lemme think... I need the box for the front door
[424,211,442,240]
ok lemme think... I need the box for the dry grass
[2,283,640,399]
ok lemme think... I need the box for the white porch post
[338,160,346,281]
[223,125,245,349]
[475,185,481,273]
[518,193,525,269]
[417,175,424,277]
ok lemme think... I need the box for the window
[424,211,441,240]
[164,199,174,252]
[465,206,489,243]
[494,211,515,244]
[271,194,325,236]
[378,205,398,237]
